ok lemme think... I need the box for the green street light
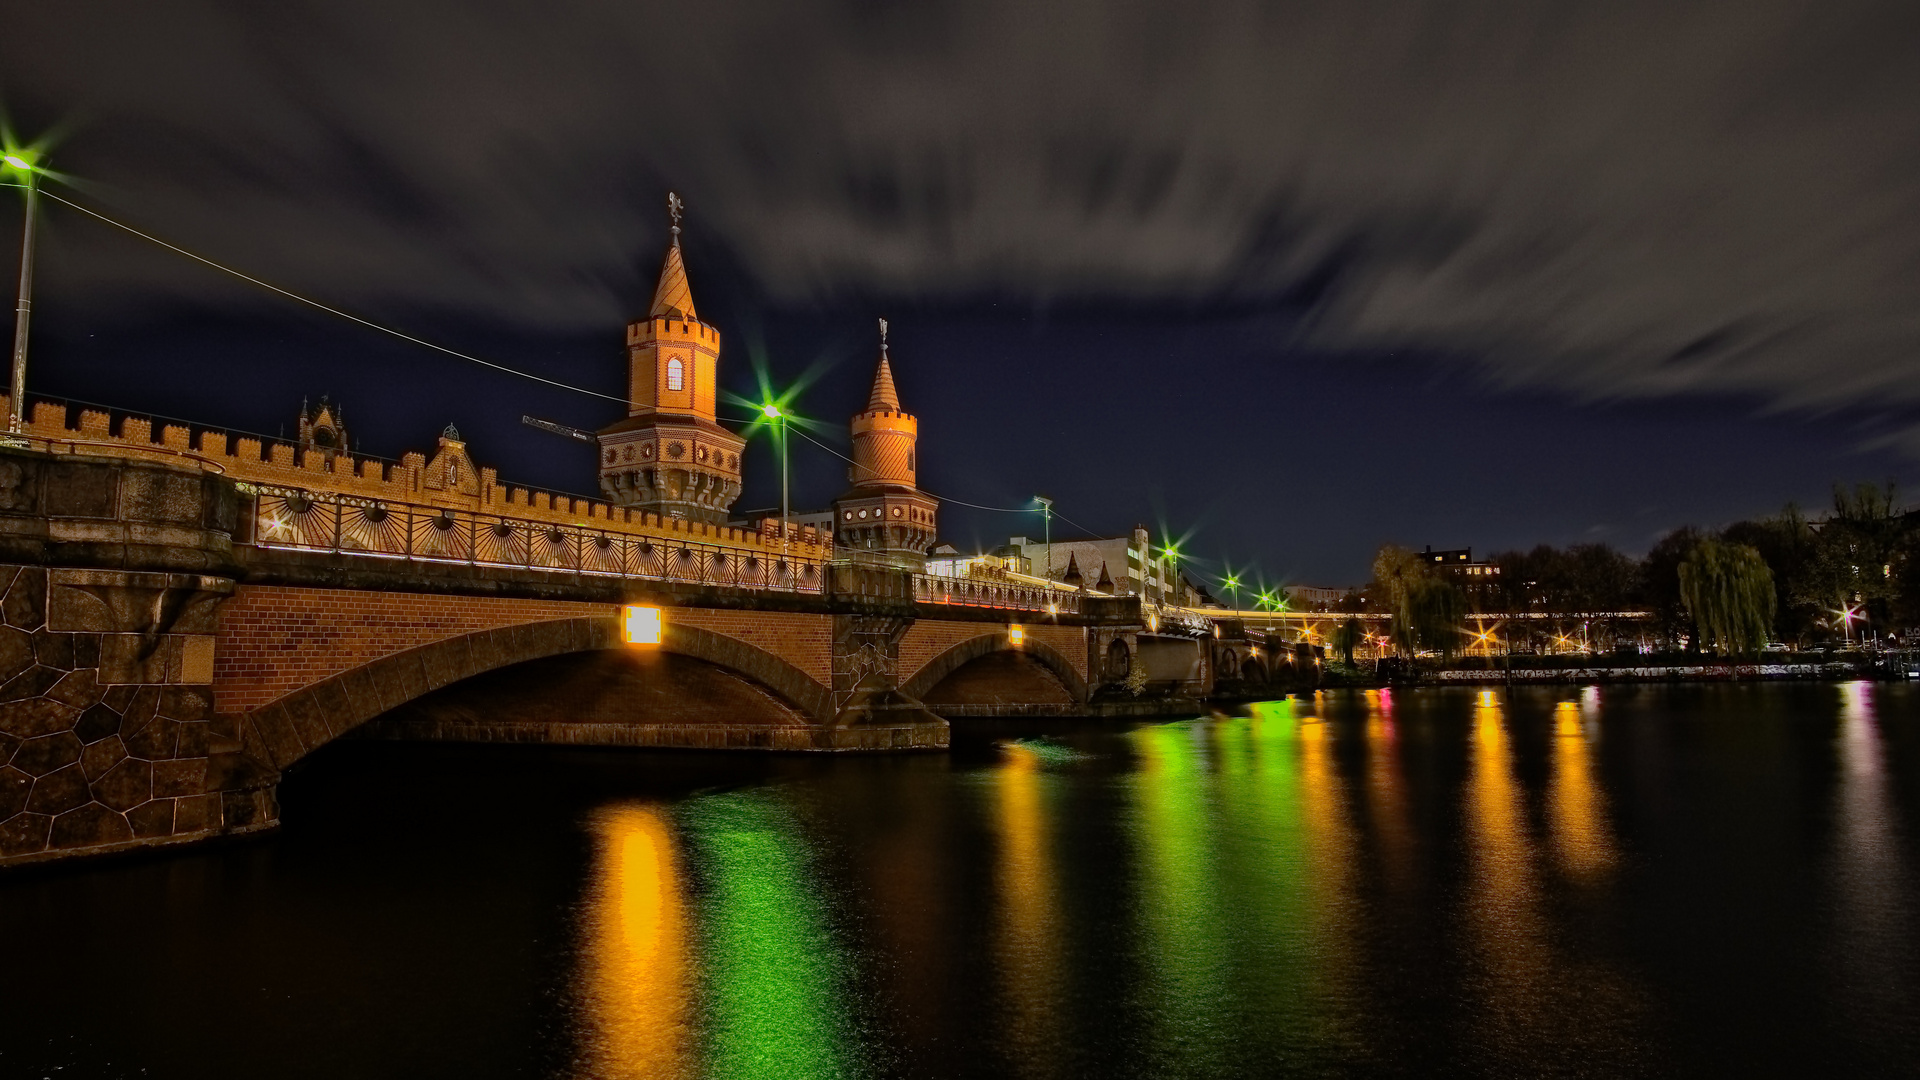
[1222,572,1242,609]
[2,144,42,435]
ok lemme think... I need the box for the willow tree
[1330,615,1364,667]
[1679,539,1777,656]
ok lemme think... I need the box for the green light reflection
[680,791,855,1080]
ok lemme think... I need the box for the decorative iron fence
[912,572,1080,615]
[246,485,828,594]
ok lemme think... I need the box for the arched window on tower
[666,357,684,392]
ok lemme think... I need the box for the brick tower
[596,193,745,524]
[834,320,939,570]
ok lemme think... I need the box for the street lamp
[3,147,41,435]
[761,402,787,557]
[1222,572,1242,610]
[1035,495,1054,583]
[1162,542,1180,606]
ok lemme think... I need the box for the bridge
[0,209,1353,869]
[0,402,1345,869]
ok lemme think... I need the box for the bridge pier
[0,450,276,867]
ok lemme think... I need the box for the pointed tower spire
[650,192,697,321]
[867,318,900,411]
[1097,561,1115,591]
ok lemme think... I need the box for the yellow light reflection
[1363,689,1415,888]
[576,804,694,1080]
[995,744,1063,1066]
[1548,700,1616,878]
[1465,697,1549,1044]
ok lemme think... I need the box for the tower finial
[667,191,684,246]
[878,317,888,359]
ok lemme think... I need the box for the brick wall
[212,586,616,713]
[899,619,1088,684]
[670,608,834,685]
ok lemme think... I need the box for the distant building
[997,526,1176,600]
[1423,545,1502,582]
[1283,584,1349,610]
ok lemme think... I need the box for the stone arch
[1241,657,1266,683]
[900,631,1089,704]
[224,616,835,776]
[1105,637,1132,680]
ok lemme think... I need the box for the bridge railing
[912,572,1081,615]
[245,485,828,593]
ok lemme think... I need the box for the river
[3,682,1916,1077]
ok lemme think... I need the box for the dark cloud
[8,0,1920,431]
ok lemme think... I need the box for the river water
[4,683,1917,1078]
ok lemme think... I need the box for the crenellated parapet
[0,395,826,560]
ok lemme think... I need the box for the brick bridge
[0,421,1329,868]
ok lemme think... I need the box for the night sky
[4,1,1919,587]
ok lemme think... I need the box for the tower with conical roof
[596,192,745,524]
[834,319,939,570]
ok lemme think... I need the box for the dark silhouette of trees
[1679,538,1777,656]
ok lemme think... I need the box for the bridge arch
[900,631,1089,705]
[230,616,835,774]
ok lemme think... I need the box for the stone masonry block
[420,637,467,691]
[0,625,33,683]
[338,666,384,723]
[31,630,76,670]
[13,733,82,777]
[123,716,178,760]
[152,758,205,799]
[127,799,175,839]
[74,703,122,745]
[93,758,152,812]
[121,687,161,729]
[157,686,213,722]
[51,803,132,849]
[283,695,329,753]
[99,635,168,685]
[250,705,305,769]
[0,697,78,739]
[80,736,128,781]
[3,567,45,631]
[309,679,356,738]
[0,766,31,818]
[175,721,208,758]
[1,665,63,703]
[46,667,100,709]
[0,812,51,857]
[42,462,114,519]
[27,764,91,816]
[174,793,216,834]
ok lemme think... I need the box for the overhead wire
[31,187,1100,523]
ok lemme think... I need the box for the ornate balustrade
[247,485,828,593]
[912,571,1080,614]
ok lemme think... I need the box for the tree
[1797,482,1903,639]
[1679,538,1777,656]
[1330,615,1363,667]
[1641,527,1704,650]
[1405,577,1468,657]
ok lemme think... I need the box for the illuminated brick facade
[596,201,746,524]
[833,325,940,570]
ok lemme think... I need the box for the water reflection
[1363,689,1415,888]
[1464,693,1551,1048]
[680,792,854,1080]
[1549,699,1617,878]
[576,804,695,1080]
[994,743,1065,1073]
[1831,682,1915,1025]
[1130,722,1231,1074]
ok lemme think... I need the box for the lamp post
[1162,542,1180,607]
[1223,573,1242,610]
[4,149,39,435]
[762,403,787,558]
[1035,495,1054,584]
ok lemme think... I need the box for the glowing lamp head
[623,604,663,646]
[1,154,30,172]
[1008,624,1026,646]
[761,404,782,419]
